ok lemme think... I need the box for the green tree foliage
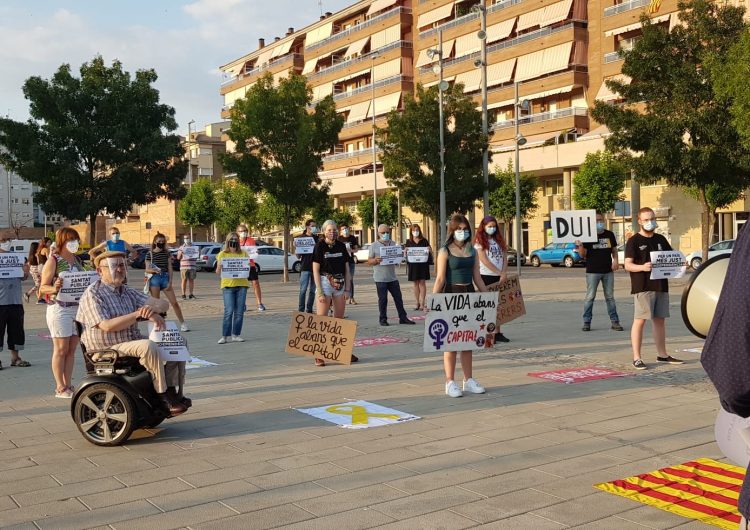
[214,180,258,236]
[715,30,750,150]
[357,192,399,229]
[222,73,342,281]
[572,151,626,214]
[488,161,539,244]
[591,0,750,259]
[308,199,357,228]
[177,178,217,229]
[0,56,186,245]
[254,192,299,236]
[379,83,487,219]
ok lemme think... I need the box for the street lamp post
[187,119,195,241]
[370,51,380,241]
[428,31,448,244]
[513,82,528,277]
[472,4,490,215]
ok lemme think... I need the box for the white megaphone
[681,254,750,466]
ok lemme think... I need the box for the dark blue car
[529,243,584,268]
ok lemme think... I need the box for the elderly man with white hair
[368,224,415,327]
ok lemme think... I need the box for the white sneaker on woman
[463,378,486,394]
[180,322,190,332]
[232,336,245,342]
[445,380,463,398]
[217,337,227,344]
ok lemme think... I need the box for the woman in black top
[147,232,189,332]
[312,220,356,366]
[405,224,432,311]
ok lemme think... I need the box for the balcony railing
[604,0,650,17]
[307,40,412,81]
[491,106,588,130]
[604,50,624,63]
[305,7,411,52]
[324,146,382,162]
[419,9,479,39]
[221,53,301,86]
[341,115,389,130]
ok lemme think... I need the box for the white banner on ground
[57,271,100,303]
[379,245,404,265]
[296,400,420,429]
[294,237,315,255]
[423,292,498,352]
[406,247,430,263]
[220,257,251,279]
[148,321,191,362]
[186,357,219,370]
[0,253,25,278]
[551,209,597,243]
[649,250,686,280]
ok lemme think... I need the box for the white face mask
[310,226,318,234]
[341,229,349,236]
[238,231,248,239]
[111,233,120,242]
[66,240,80,254]
[485,226,496,235]
[643,220,657,232]
[412,230,420,237]
[454,230,468,242]
[0,241,10,251]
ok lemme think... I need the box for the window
[544,178,564,196]
[22,198,30,205]
[199,147,213,156]
[198,167,214,176]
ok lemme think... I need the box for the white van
[10,240,35,256]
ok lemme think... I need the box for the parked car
[353,244,372,264]
[254,246,301,273]
[529,242,583,268]
[129,248,149,269]
[685,239,735,270]
[507,247,526,267]
[196,245,222,272]
[617,243,626,267]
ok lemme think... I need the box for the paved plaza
[0,266,722,529]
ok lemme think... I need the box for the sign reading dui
[0,253,25,278]
[57,271,100,303]
[486,275,526,325]
[286,311,357,364]
[220,257,251,279]
[551,209,597,243]
[423,292,498,352]
[649,250,686,280]
[294,237,315,255]
[148,321,191,362]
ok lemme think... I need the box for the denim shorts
[148,271,170,290]
[320,276,345,298]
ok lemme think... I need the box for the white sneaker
[463,378,486,394]
[180,322,190,332]
[217,337,227,344]
[232,335,245,342]
[55,389,73,399]
[445,380,463,398]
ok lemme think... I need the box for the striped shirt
[147,249,170,271]
[76,280,149,350]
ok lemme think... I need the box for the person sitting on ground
[76,251,188,416]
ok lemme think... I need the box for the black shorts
[0,305,24,351]
[248,265,259,282]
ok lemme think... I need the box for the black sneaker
[189,294,195,300]
[181,295,187,300]
[495,333,510,343]
[582,323,591,332]
[657,356,684,365]
[379,320,390,326]
[633,359,647,370]
[611,322,624,331]
[399,319,415,325]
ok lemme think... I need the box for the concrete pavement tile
[530,491,636,526]
[0,458,37,474]
[478,513,567,529]
[147,479,258,511]
[616,505,695,529]
[52,458,156,485]
[407,434,502,456]
[133,444,244,467]
[369,485,483,519]
[276,507,396,529]
[295,484,403,516]
[223,481,332,513]
[0,495,18,512]
[466,451,557,476]
[247,462,350,490]
[460,468,557,497]
[112,501,238,530]
[80,478,193,509]
[180,461,284,488]
[0,442,77,465]
[0,475,59,497]
[331,448,424,472]
[0,459,97,484]
[373,509,476,530]
[0,498,87,528]
[572,516,654,528]
[268,446,365,470]
[0,423,52,439]
[191,503,315,530]
[399,449,491,474]
[450,488,564,523]
[636,427,714,453]
[471,436,560,457]
[203,445,301,466]
[314,464,418,492]
[532,453,625,478]
[384,466,487,495]
[12,477,124,507]
[114,459,218,486]
[531,437,624,461]
[470,422,560,443]
[345,433,435,454]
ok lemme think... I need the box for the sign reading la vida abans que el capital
[423,292,498,352]
[551,209,598,243]
[286,311,357,364]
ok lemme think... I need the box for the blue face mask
[310,226,318,234]
[111,233,120,242]
[454,230,468,242]
[485,226,496,236]
[380,233,390,241]
[596,222,605,233]
[643,220,657,232]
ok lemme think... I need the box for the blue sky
[0,0,353,134]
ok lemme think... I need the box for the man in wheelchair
[77,251,188,416]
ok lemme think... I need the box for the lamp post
[513,82,528,277]
[471,4,490,215]
[370,51,380,241]
[187,119,196,241]
[428,31,448,244]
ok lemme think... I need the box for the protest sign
[0,253,25,278]
[551,209,597,243]
[296,400,420,429]
[286,311,357,364]
[220,257,251,279]
[242,245,258,260]
[406,247,430,263]
[294,237,315,255]
[180,246,199,259]
[148,321,191,362]
[379,245,404,265]
[57,271,100,303]
[423,292,498,352]
[486,275,526,325]
[650,250,686,280]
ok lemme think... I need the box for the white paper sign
[296,400,420,429]
[551,209,597,243]
[57,271,100,303]
[180,246,199,259]
[0,253,25,278]
[714,408,750,468]
[220,257,251,279]
[242,245,258,260]
[294,237,315,255]
[379,245,404,266]
[649,250,686,280]
[406,247,430,263]
[148,321,191,362]
[424,292,498,352]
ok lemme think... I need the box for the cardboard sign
[551,209,597,243]
[148,321,191,362]
[220,257,251,279]
[423,292,498,352]
[0,253,25,278]
[528,366,628,384]
[241,245,258,260]
[406,247,430,263]
[379,245,404,265]
[57,271,100,303]
[180,246,199,259]
[286,311,357,364]
[296,400,420,429]
[294,237,315,255]
[650,250,686,280]
[486,275,526,325]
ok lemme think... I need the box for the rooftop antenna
[318,0,323,16]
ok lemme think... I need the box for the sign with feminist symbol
[423,292,498,352]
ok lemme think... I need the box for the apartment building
[219,0,746,253]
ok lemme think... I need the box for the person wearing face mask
[405,223,432,311]
[433,214,489,398]
[474,216,510,342]
[296,219,318,313]
[337,223,359,305]
[90,227,135,260]
[146,233,189,333]
[624,207,682,369]
[0,230,31,370]
[574,212,623,333]
[236,224,266,312]
[215,233,250,344]
[368,224,415,326]
[39,227,91,398]
[177,235,198,300]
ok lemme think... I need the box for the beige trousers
[112,340,167,394]
[741,515,748,529]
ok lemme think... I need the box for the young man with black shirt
[575,212,623,332]
[296,220,318,313]
[624,207,683,369]
[337,223,359,305]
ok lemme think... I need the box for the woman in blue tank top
[90,227,135,260]
[432,214,489,399]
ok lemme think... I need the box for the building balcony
[311,75,413,106]
[323,146,384,170]
[491,106,588,131]
[305,7,412,54]
[419,0,525,39]
[604,50,624,63]
[307,40,412,83]
[220,53,303,94]
[603,0,650,17]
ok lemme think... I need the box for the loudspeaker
[681,254,730,338]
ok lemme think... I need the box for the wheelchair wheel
[74,383,136,446]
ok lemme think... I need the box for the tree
[177,178,217,236]
[253,192,299,236]
[222,73,342,281]
[0,56,186,246]
[591,0,750,260]
[308,199,357,228]
[357,192,399,229]
[715,30,750,150]
[379,83,487,221]
[488,161,539,244]
[214,180,258,236]
[572,151,627,214]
